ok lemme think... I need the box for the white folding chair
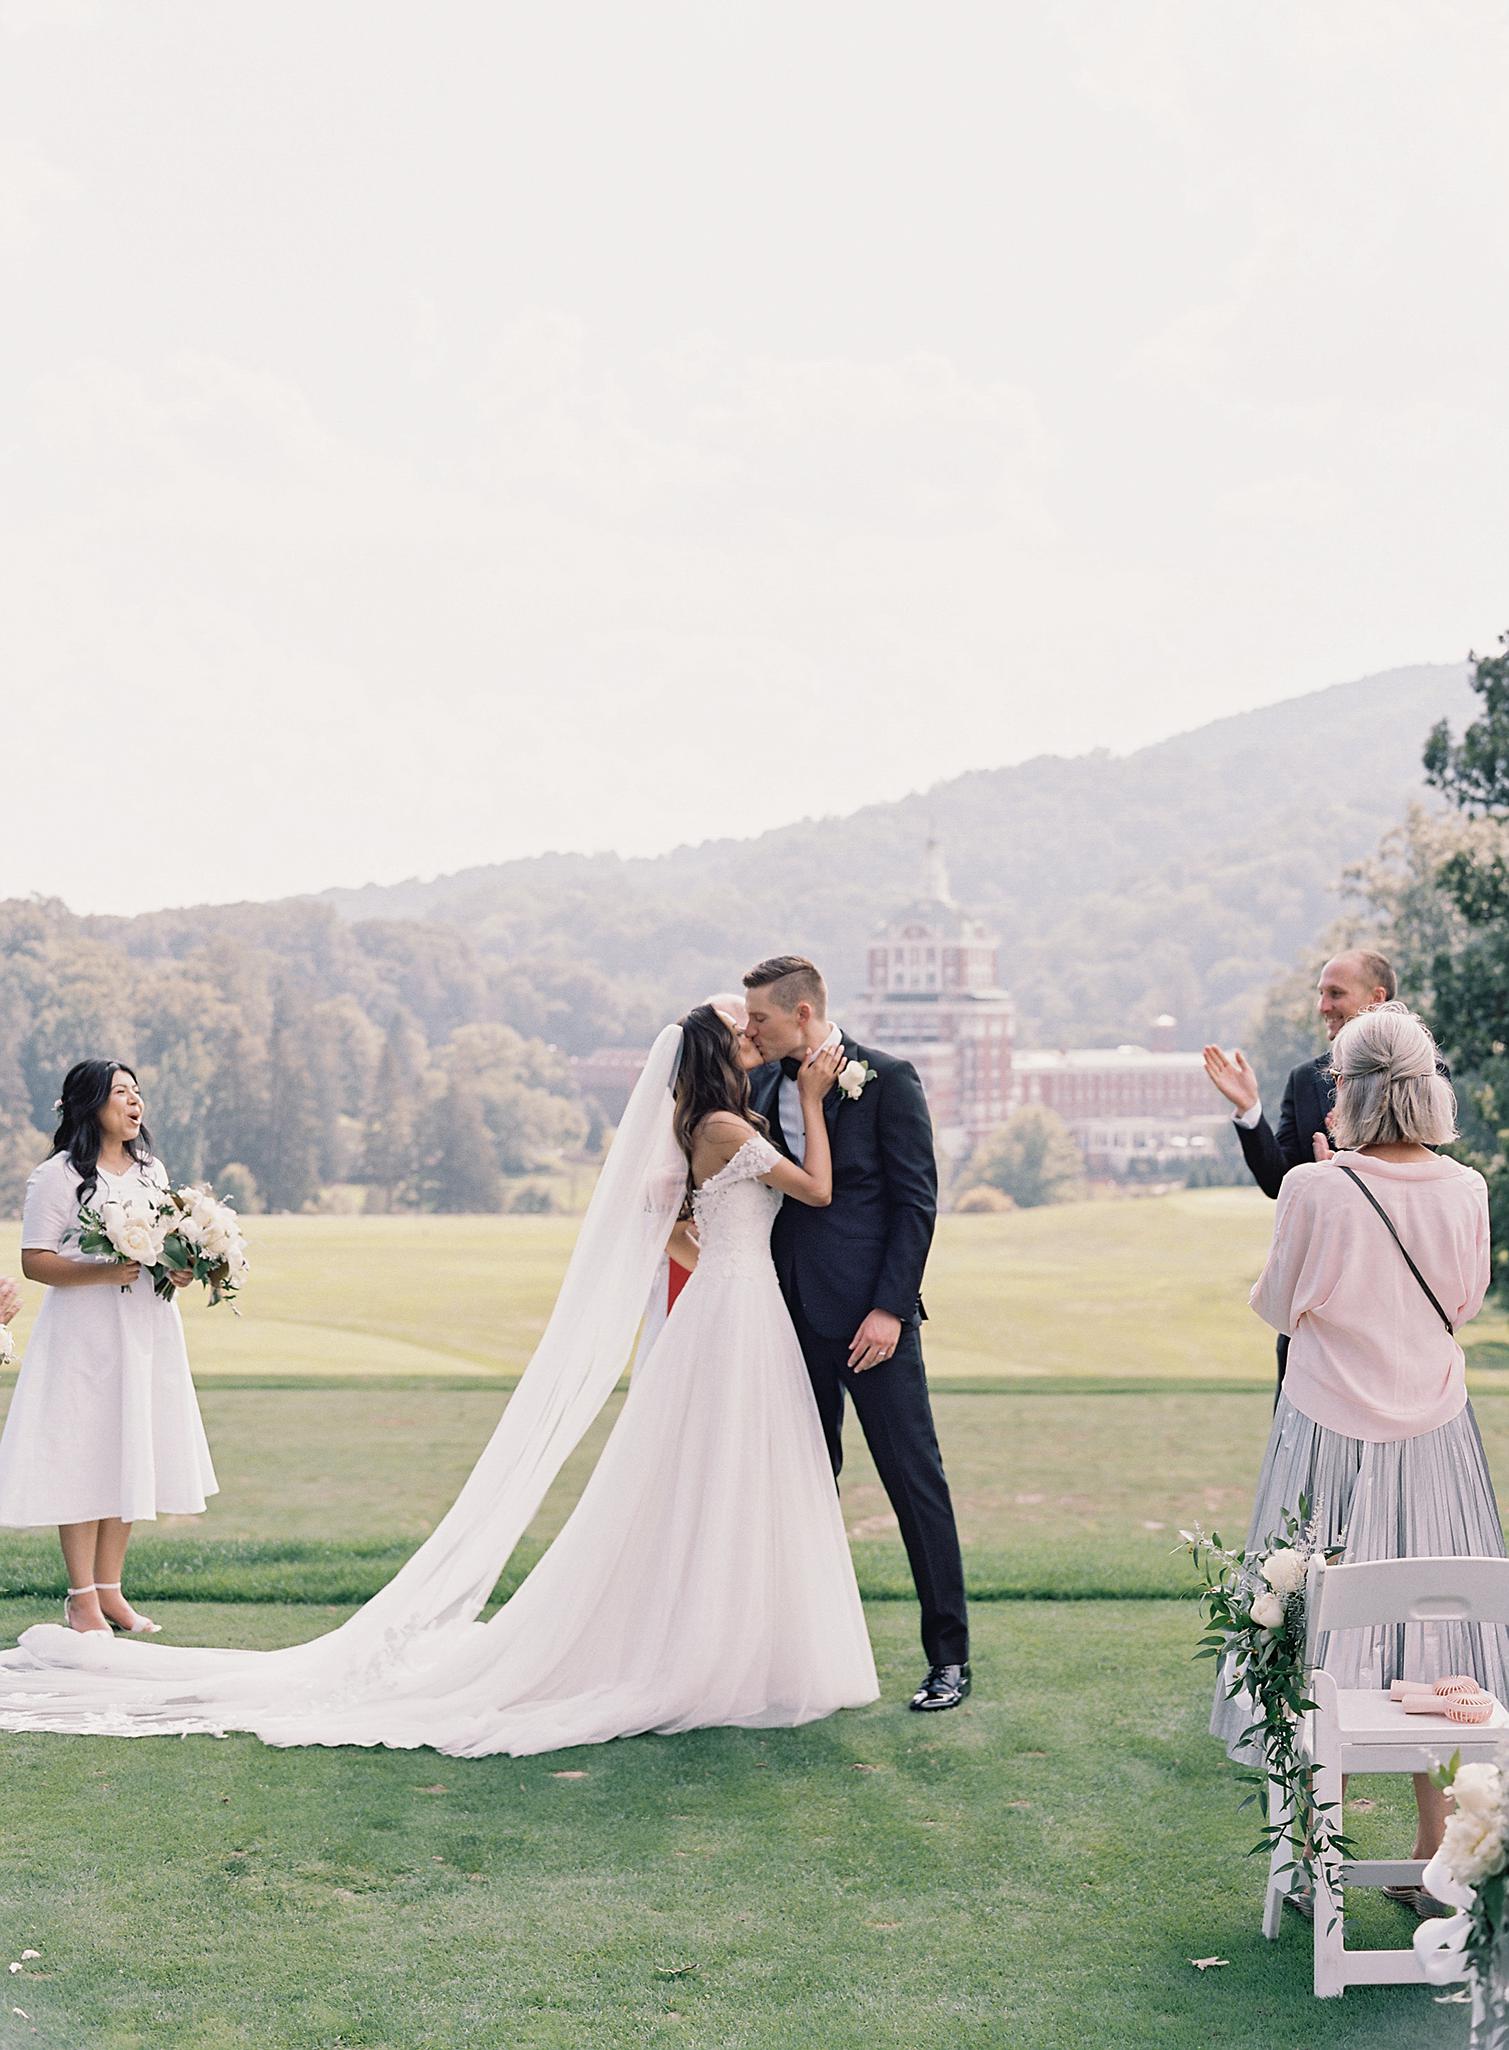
[1261,1553,1509,1997]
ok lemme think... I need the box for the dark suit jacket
[750,1035,937,1341]
[1237,1047,1452,1198]
[1237,1051,1334,1200]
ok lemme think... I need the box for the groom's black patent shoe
[908,1663,971,1712]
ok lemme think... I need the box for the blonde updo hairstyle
[1328,1001,1456,1152]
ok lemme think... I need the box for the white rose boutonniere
[0,1325,13,1365]
[837,1058,877,1103]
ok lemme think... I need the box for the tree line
[0,898,590,1215]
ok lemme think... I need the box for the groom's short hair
[744,955,827,1016]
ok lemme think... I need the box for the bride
[0,1006,879,1756]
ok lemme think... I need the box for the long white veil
[0,1022,687,1735]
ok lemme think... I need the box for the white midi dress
[0,1153,218,1526]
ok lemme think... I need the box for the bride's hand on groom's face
[797,1043,845,1100]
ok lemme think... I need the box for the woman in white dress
[0,1061,217,1636]
[0,1010,877,1754]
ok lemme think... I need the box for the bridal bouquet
[1415,1751,1509,2043]
[76,1182,249,1306]
[158,1184,249,1307]
[76,1186,176,1287]
[1183,1503,1348,1894]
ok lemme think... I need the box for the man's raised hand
[1202,1045,1259,1116]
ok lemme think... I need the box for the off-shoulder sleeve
[20,1157,79,1253]
[723,1132,783,1185]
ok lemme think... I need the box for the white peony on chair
[1264,1553,1509,1998]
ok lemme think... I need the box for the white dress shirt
[1235,1099,1263,1129]
[779,1022,843,1164]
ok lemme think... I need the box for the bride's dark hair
[673,1005,766,1178]
[51,1059,154,1212]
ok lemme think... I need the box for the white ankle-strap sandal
[95,1581,162,1637]
[63,1584,111,1635]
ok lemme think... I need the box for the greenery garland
[1184,1501,1350,1902]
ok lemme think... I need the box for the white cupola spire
[922,832,954,908]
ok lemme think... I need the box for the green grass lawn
[13,1186,1507,1387]
[0,1601,1465,2050]
[0,1193,1493,2046]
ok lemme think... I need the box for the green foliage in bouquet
[158,1185,250,1309]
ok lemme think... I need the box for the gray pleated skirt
[1211,1393,1509,1760]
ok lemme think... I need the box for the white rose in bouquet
[1249,1590,1286,1630]
[1440,1809,1509,1889]
[0,1326,12,1365]
[105,1200,165,1268]
[1450,1762,1506,1821]
[1260,1548,1308,1597]
[164,1184,249,1307]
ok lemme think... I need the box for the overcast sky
[2,0,1505,915]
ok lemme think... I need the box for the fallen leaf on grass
[1349,1798,1378,1812]
[1006,1800,1031,1811]
[654,1963,698,1980]
[850,1763,882,1773]
[19,1953,38,1962]
[11,2007,26,2019]
[416,1784,447,1795]
[7,1965,20,1975]
[551,1770,588,1781]
[866,1921,902,1931]
[1023,1751,1048,1759]
[1189,1957,1229,1972]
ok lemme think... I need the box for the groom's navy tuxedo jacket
[750,1036,937,1342]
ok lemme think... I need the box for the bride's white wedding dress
[0,1036,877,1755]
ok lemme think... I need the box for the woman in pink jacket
[1212,1002,1505,1899]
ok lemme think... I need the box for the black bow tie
[779,1055,803,1079]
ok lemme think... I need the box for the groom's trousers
[787,1293,969,1669]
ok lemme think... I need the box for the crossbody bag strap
[1334,1163,1455,1334]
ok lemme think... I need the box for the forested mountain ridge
[315,663,1474,1050]
[0,661,1474,1214]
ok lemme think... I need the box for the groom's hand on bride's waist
[849,1310,902,1373]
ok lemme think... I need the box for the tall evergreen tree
[360,1017,422,1210]
[257,991,322,1212]
[418,1077,503,1214]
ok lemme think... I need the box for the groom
[743,955,970,1711]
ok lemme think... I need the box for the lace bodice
[690,1133,783,1281]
